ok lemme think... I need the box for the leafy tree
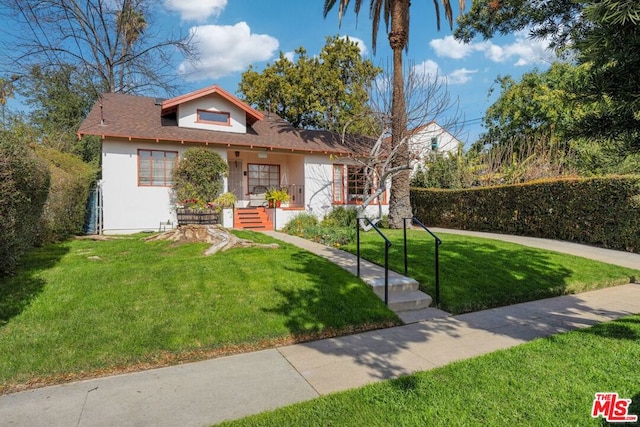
[17,64,101,163]
[572,0,640,148]
[481,63,581,150]
[172,148,228,205]
[239,36,381,135]
[0,75,19,126]
[324,0,465,228]
[2,0,195,95]
[454,0,586,51]
[421,154,469,189]
[455,0,640,150]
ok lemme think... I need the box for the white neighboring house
[78,84,392,234]
[407,121,462,176]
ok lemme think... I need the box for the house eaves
[77,92,357,156]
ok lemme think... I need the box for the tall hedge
[35,147,97,242]
[0,137,51,275]
[411,176,640,253]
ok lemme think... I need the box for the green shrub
[284,212,355,247]
[0,136,50,275]
[35,147,96,242]
[321,206,358,228]
[282,213,319,236]
[411,176,640,253]
[172,147,228,203]
[323,227,355,247]
[212,192,236,210]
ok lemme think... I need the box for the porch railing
[286,184,305,207]
[356,218,392,306]
[403,217,442,307]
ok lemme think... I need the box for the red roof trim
[77,131,352,155]
[161,84,263,125]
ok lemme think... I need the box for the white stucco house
[78,85,391,234]
[407,121,462,176]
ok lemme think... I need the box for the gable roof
[78,92,369,156]
[160,84,263,125]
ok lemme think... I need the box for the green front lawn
[345,229,639,314]
[0,231,398,392]
[223,314,640,426]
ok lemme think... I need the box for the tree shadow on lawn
[263,249,400,336]
[432,240,577,314]
[364,235,628,314]
[280,290,639,393]
[268,236,640,392]
[0,243,70,326]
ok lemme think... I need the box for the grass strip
[222,314,640,426]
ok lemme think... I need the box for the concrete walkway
[1,232,639,426]
[429,227,640,270]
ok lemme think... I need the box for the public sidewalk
[1,231,639,426]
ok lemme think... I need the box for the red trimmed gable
[161,84,263,125]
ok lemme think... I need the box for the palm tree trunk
[387,0,412,228]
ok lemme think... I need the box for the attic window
[197,109,230,125]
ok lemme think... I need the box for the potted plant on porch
[265,188,289,208]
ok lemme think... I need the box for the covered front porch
[226,149,306,209]
[227,148,306,230]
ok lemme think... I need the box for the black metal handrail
[403,217,442,307]
[356,218,392,305]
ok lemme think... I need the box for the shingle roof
[161,85,263,125]
[78,92,369,156]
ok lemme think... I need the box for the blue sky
[5,0,560,145]
[162,0,559,145]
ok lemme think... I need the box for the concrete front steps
[367,275,432,312]
[234,207,273,230]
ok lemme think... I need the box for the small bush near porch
[0,231,398,393]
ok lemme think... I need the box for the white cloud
[164,0,227,23]
[283,51,295,62]
[412,60,476,85]
[429,36,474,59]
[340,35,369,56]
[448,68,477,85]
[430,31,557,66]
[413,60,442,81]
[179,22,279,81]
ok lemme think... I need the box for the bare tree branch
[2,0,197,96]
[340,63,462,226]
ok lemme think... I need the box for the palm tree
[116,1,147,92]
[323,0,464,228]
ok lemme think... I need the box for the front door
[228,160,244,200]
